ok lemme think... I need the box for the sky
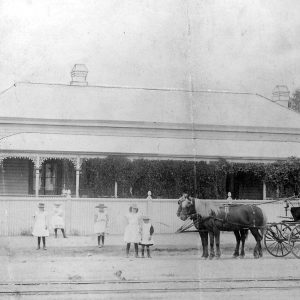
[0,0,300,99]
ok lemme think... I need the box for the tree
[289,89,300,112]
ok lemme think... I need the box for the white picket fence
[0,197,297,236]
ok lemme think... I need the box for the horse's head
[177,197,195,221]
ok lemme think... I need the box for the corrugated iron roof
[0,82,299,129]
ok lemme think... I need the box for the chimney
[272,85,290,107]
[70,64,88,86]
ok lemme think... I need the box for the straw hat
[54,202,62,206]
[38,203,45,208]
[95,203,107,209]
[142,215,150,220]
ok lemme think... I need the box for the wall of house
[227,174,263,200]
[238,182,263,200]
[0,158,77,196]
[0,158,31,195]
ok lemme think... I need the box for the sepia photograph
[1,0,300,299]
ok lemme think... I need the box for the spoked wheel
[289,224,300,258]
[264,223,292,257]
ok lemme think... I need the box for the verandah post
[114,181,118,198]
[263,181,267,200]
[35,156,40,197]
[75,157,81,198]
[75,170,80,198]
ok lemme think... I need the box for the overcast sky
[0,0,300,99]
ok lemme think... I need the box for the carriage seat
[291,207,300,221]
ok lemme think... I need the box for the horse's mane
[194,198,220,217]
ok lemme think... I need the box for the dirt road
[0,233,300,299]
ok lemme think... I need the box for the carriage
[177,197,300,259]
[264,204,300,258]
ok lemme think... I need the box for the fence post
[146,191,152,216]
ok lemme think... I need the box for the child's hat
[95,203,107,208]
[129,203,139,212]
[142,215,150,220]
[54,202,62,206]
[130,203,138,210]
[38,203,45,208]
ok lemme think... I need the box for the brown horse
[177,198,267,259]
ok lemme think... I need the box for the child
[178,191,189,205]
[32,203,49,250]
[94,204,109,248]
[51,203,67,238]
[124,203,141,258]
[140,216,154,258]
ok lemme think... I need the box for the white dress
[32,211,49,237]
[94,212,108,234]
[140,223,154,246]
[124,213,141,243]
[51,207,65,229]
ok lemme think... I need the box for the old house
[1,65,300,200]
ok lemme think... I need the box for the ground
[0,232,300,299]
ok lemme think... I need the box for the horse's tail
[245,229,249,240]
[259,209,268,240]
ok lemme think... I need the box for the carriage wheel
[264,223,292,257]
[289,224,300,259]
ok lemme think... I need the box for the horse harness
[191,204,261,230]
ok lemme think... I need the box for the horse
[176,198,247,259]
[177,198,267,259]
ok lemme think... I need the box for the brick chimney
[70,64,88,86]
[272,85,290,107]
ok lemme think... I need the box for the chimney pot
[70,64,88,86]
[272,85,290,107]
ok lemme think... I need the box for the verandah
[1,155,299,199]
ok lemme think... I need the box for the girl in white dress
[51,203,67,238]
[140,216,154,258]
[124,203,141,257]
[32,203,49,250]
[94,204,109,247]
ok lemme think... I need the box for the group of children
[32,202,154,258]
[32,202,67,250]
[123,203,154,258]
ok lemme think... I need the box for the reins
[253,195,298,206]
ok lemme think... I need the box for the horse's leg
[256,229,263,257]
[209,231,215,259]
[199,230,209,259]
[199,231,205,257]
[240,229,248,258]
[257,229,263,257]
[215,230,221,258]
[203,231,209,258]
[233,230,240,258]
[256,228,263,258]
[249,228,261,259]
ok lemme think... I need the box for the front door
[33,160,63,195]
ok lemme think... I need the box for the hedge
[79,156,300,199]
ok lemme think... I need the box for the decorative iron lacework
[0,154,35,165]
[0,153,84,169]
